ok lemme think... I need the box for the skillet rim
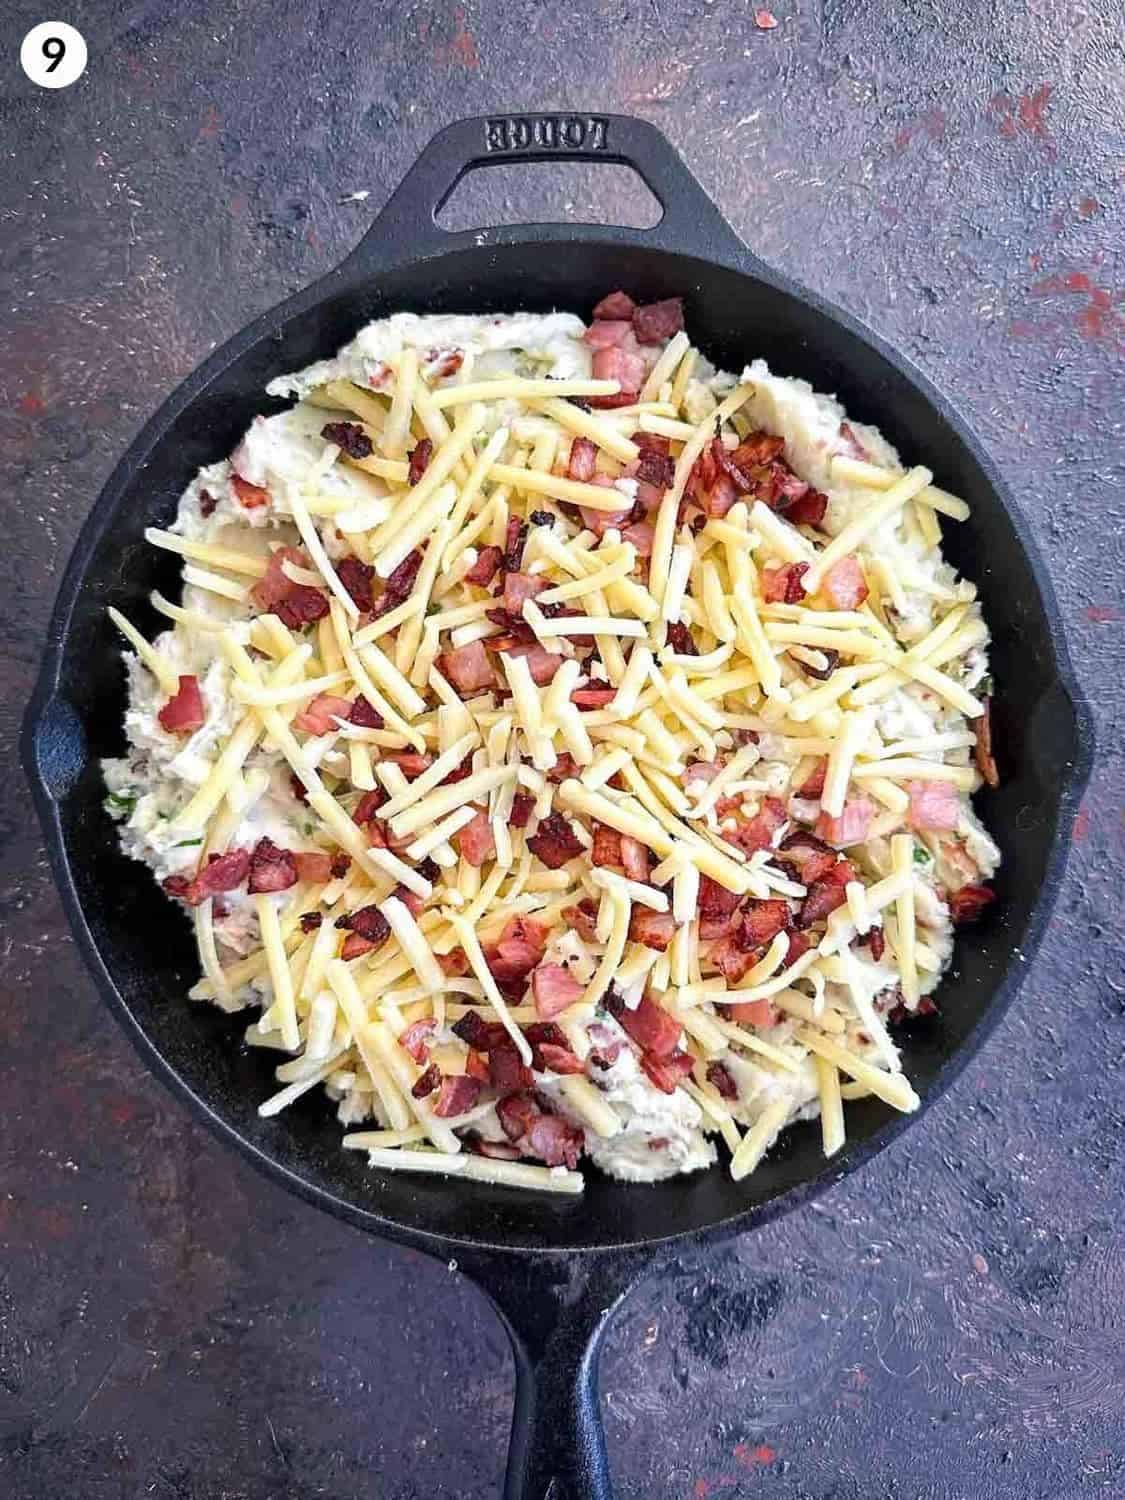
[22,217,1095,1260]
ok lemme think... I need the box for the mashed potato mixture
[103,294,1000,1193]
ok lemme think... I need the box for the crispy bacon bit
[497,915,549,969]
[906,780,961,832]
[802,647,841,682]
[504,515,529,573]
[817,797,875,847]
[632,297,685,344]
[489,1044,534,1092]
[465,545,503,586]
[975,699,1000,788]
[611,994,682,1059]
[503,641,561,685]
[299,911,323,933]
[635,448,675,490]
[593,290,636,320]
[458,809,496,868]
[761,561,810,604]
[503,571,546,615]
[783,487,828,527]
[330,852,351,878]
[400,1019,436,1063]
[340,932,378,960]
[732,431,785,468]
[451,1012,497,1052]
[754,8,778,28]
[948,883,996,924]
[407,438,433,486]
[467,1136,522,1160]
[698,876,742,940]
[411,1063,441,1099]
[591,344,645,398]
[641,1048,695,1093]
[629,908,676,951]
[710,938,762,984]
[158,675,205,734]
[799,761,827,800]
[433,1075,482,1118]
[393,884,426,917]
[253,545,329,628]
[439,639,496,695]
[246,837,298,894]
[528,811,584,869]
[568,436,598,482]
[426,348,464,379]
[524,1114,584,1168]
[336,556,375,613]
[198,489,217,517]
[377,549,423,614]
[591,823,623,868]
[352,789,386,825]
[561,899,599,943]
[349,694,383,729]
[532,964,583,1020]
[571,685,616,709]
[295,692,352,736]
[665,621,697,656]
[584,319,632,350]
[725,998,779,1028]
[796,858,856,929]
[868,927,886,962]
[162,847,253,907]
[320,421,372,460]
[293,851,333,884]
[231,473,270,509]
[776,829,837,884]
[509,793,534,829]
[702,472,740,519]
[728,796,788,853]
[463,1048,490,1082]
[335,904,391,948]
[706,1061,738,1100]
[620,836,651,882]
[741,898,792,948]
[622,519,656,557]
[586,1021,622,1069]
[537,1042,586,1075]
[820,556,869,609]
[497,1091,540,1141]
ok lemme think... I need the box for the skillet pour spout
[22,113,1094,1499]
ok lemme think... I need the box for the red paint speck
[1029,253,1041,271]
[1072,803,1090,843]
[199,104,221,140]
[734,1442,777,1466]
[1019,84,1053,136]
[18,392,45,414]
[1079,196,1099,218]
[755,9,779,28]
[449,7,480,67]
[988,85,1054,144]
[1029,270,1122,345]
[1084,605,1119,623]
[1007,320,1040,338]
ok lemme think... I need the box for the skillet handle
[342,112,746,266]
[452,1246,650,1499]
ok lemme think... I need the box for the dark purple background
[2,3,1122,1496]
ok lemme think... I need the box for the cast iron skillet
[23,114,1093,1497]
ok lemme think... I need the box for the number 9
[42,36,66,72]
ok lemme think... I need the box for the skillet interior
[44,241,1082,1253]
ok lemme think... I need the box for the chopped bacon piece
[393,883,426,917]
[593,290,636,320]
[485,606,535,644]
[725,998,780,1028]
[498,915,549,962]
[802,647,840,682]
[523,1114,584,1168]
[383,750,433,777]
[773,469,810,507]
[796,858,856,929]
[458,809,496,868]
[820,556,869,609]
[353,788,386,825]
[467,1135,521,1160]
[578,502,633,537]
[635,447,675,491]
[411,1063,441,1099]
[740,898,792,948]
[629,908,676,951]
[497,1091,541,1141]
[711,938,762,984]
[201,848,251,893]
[504,516,529,573]
[728,796,788,853]
[776,829,838,885]
[231,473,270,509]
[198,489,216,518]
[706,1061,738,1100]
[868,927,886,962]
[293,851,333,884]
[433,1075,482,1118]
[974,699,1000,788]
[591,344,645,396]
[157,675,205,734]
[703,472,740,519]
[761,561,809,604]
[783,487,828,527]
[620,835,651,882]
[349,694,383,728]
[425,348,464,379]
[502,571,546,615]
[732,431,786,468]
[510,793,534,829]
[665,621,697,656]
[571,685,616,709]
[591,823,623,868]
[906,779,961,833]
[408,438,433,485]
[584,318,633,350]
[504,641,561,685]
[532,964,583,1020]
[568,436,598,481]
[799,760,827,800]
[621,519,656,557]
[489,1044,534,1092]
[330,852,351,879]
[698,875,742,940]
[561,899,599,943]
[536,1043,585,1075]
[247,837,298,894]
[465,1049,491,1082]
[320,421,372,460]
[611,994,682,1059]
[340,932,378,960]
[299,911,322,933]
[465,545,503,586]
[817,797,875,847]
[439,639,496,695]
[528,811,583,869]
[948,883,996,924]
[451,1012,499,1052]
[785,931,813,964]
[295,692,352,736]
[641,1048,695,1093]
[252,545,329,628]
[586,1021,623,1069]
[335,904,392,949]
[377,549,423,612]
[337,556,375,613]
[400,1019,436,1063]
[437,947,469,977]
[632,297,684,344]
[685,760,722,790]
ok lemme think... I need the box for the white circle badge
[21,21,87,89]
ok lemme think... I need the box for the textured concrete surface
[1,1,1122,1496]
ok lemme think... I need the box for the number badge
[20,21,87,89]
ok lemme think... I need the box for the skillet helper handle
[453,1248,649,1499]
[345,112,746,265]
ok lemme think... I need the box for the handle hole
[436,161,663,232]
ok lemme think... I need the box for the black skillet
[22,114,1094,1497]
